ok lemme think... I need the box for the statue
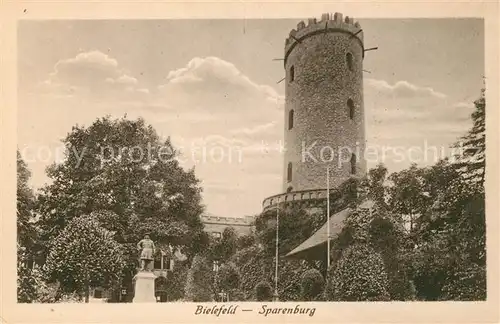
[137,234,155,271]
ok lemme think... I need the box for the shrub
[255,281,273,301]
[301,269,324,301]
[231,246,268,300]
[326,244,390,301]
[217,262,240,292]
[185,255,214,302]
[440,263,486,301]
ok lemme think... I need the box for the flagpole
[326,166,331,269]
[274,204,279,300]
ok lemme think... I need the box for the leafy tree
[215,262,240,300]
[301,269,324,301]
[36,117,205,259]
[210,227,238,262]
[17,151,37,250]
[387,164,428,235]
[231,245,269,300]
[453,89,485,188]
[185,255,214,302]
[165,261,189,301]
[257,205,316,257]
[44,215,125,302]
[236,233,256,250]
[35,117,206,296]
[358,163,389,208]
[326,244,390,301]
[255,281,273,301]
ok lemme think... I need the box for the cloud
[39,50,148,100]
[158,57,284,112]
[363,78,473,173]
[230,122,278,136]
[453,101,475,109]
[366,78,447,99]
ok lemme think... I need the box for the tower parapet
[284,13,364,65]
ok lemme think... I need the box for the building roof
[285,207,352,260]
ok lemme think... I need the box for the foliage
[164,262,189,301]
[256,205,316,257]
[301,269,324,301]
[216,262,240,294]
[255,281,273,301]
[44,215,125,302]
[326,244,390,301]
[231,245,269,300]
[36,116,205,262]
[453,88,485,188]
[440,263,486,301]
[210,227,238,262]
[17,151,38,251]
[236,233,256,250]
[185,255,214,302]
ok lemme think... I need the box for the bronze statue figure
[137,234,155,271]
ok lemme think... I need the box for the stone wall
[201,215,255,237]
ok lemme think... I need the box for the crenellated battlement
[284,12,364,62]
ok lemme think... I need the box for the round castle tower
[263,12,366,211]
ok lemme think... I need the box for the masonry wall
[282,14,367,192]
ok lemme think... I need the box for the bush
[185,255,214,302]
[217,262,240,293]
[440,263,486,301]
[231,246,268,300]
[326,244,390,301]
[255,281,273,301]
[301,269,324,301]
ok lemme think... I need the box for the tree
[17,151,37,250]
[185,255,214,302]
[210,227,238,262]
[301,269,324,301]
[387,164,428,235]
[358,163,389,208]
[215,262,240,300]
[453,88,485,188]
[44,215,125,302]
[326,244,390,301]
[36,116,206,294]
[236,233,256,250]
[256,205,316,257]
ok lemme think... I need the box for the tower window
[347,99,355,119]
[350,154,357,175]
[287,162,292,183]
[346,53,354,71]
[288,110,294,129]
[290,66,295,82]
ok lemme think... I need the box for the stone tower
[263,12,366,211]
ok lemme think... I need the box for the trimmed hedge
[301,269,324,301]
[326,244,390,301]
[255,281,273,301]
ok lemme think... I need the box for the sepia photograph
[6,3,496,320]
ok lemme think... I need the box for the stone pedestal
[132,271,157,303]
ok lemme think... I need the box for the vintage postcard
[1,1,499,323]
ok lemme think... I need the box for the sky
[17,18,484,218]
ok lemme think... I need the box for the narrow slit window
[350,153,357,175]
[288,109,294,129]
[346,53,354,71]
[290,66,295,82]
[347,99,355,119]
[287,162,292,183]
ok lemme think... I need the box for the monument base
[132,271,157,303]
